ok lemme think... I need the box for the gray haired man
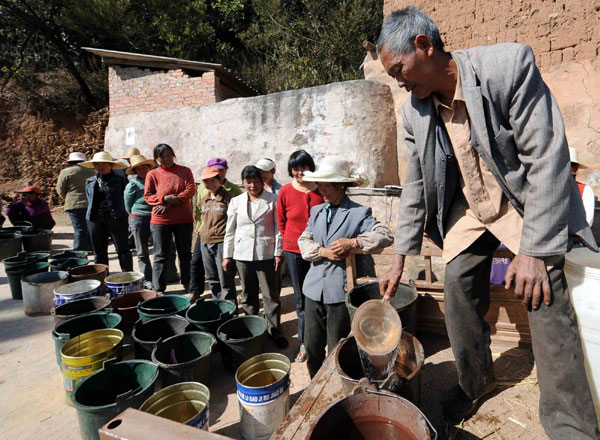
[377,6,599,439]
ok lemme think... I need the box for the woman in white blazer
[222,166,288,349]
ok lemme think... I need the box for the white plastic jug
[565,247,600,424]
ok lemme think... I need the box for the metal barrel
[21,270,69,316]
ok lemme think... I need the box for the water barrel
[0,232,22,260]
[110,290,158,330]
[105,272,145,298]
[236,353,291,440]
[139,382,210,430]
[217,316,267,370]
[309,389,433,439]
[334,332,424,405]
[71,359,159,440]
[21,271,69,316]
[52,296,112,325]
[346,280,418,334]
[137,294,190,322]
[186,299,236,336]
[53,311,123,366]
[21,229,53,252]
[152,332,216,386]
[565,247,600,424]
[61,328,124,405]
[53,279,102,306]
[132,315,189,360]
[6,261,49,300]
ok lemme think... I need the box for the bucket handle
[364,389,438,440]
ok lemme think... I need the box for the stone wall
[384,0,600,70]
[104,80,399,188]
[108,67,218,116]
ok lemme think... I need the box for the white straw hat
[302,156,368,187]
[123,147,141,160]
[255,158,276,172]
[68,152,86,162]
[569,147,587,169]
[80,151,127,169]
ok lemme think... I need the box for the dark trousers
[235,260,281,337]
[189,237,205,294]
[150,223,193,293]
[129,216,152,282]
[285,251,310,344]
[68,208,92,251]
[201,241,237,303]
[445,230,599,439]
[304,296,350,378]
[87,215,133,271]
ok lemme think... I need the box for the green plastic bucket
[6,261,49,300]
[186,299,236,336]
[131,315,189,360]
[140,382,210,430]
[53,312,122,366]
[50,257,89,271]
[71,359,160,440]
[61,329,124,406]
[137,294,191,322]
[217,316,267,370]
[152,331,216,386]
[3,252,48,268]
[50,250,89,260]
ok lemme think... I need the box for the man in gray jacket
[56,152,96,251]
[377,7,599,439]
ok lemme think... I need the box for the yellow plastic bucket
[60,328,124,405]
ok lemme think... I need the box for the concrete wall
[104,79,399,188]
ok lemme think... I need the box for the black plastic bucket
[132,315,189,360]
[0,232,22,260]
[186,299,236,336]
[152,331,216,386]
[216,316,267,370]
[137,294,190,322]
[346,280,418,334]
[6,261,49,300]
[52,296,112,325]
[21,229,53,252]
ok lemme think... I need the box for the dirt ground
[0,210,549,439]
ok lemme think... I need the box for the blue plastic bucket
[235,353,291,440]
[53,279,102,306]
[105,272,145,298]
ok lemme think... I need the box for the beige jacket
[56,165,96,210]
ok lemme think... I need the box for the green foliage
[0,0,383,107]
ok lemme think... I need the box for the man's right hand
[379,254,405,300]
[320,247,344,261]
[222,258,233,272]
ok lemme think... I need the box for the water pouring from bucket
[351,299,402,382]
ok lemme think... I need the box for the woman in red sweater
[144,144,196,293]
[277,150,323,362]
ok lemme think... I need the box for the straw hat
[123,147,141,160]
[255,158,276,172]
[302,156,369,187]
[126,154,156,175]
[569,147,587,169]
[80,152,127,169]
[199,167,221,181]
[68,152,86,162]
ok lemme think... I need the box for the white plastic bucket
[235,353,290,440]
[565,247,600,424]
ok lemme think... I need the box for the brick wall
[108,66,219,115]
[384,0,600,70]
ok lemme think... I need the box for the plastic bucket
[50,258,89,272]
[54,279,102,306]
[71,359,160,440]
[6,261,50,300]
[61,328,124,405]
[137,294,190,322]
[0,232,22,260]
[21,271,69,316]
[52,296,112,325]
[50,250,89,260]
[3,253,48,268]
[217,316,267,370]
[236,353,291,440]
[308,389,433,440]
[132,315,189,360]
[2,225,32,233]
[346,280,418,335]
[334,332,424,405]
[105,271,145,298]
[139,382,210,430]
[18,251,50,260]
[186,299,237,335]
[21,229,53,252]
[152,331,216,387]
[111,290,158,329]
[53,311,123,366]
[565,247,600,424]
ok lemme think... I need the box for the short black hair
[241,165,263,182]
[288,150,316,177]
[153,143,176,161]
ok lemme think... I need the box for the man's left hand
[274,256,282,272]
[504,254,551,310]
